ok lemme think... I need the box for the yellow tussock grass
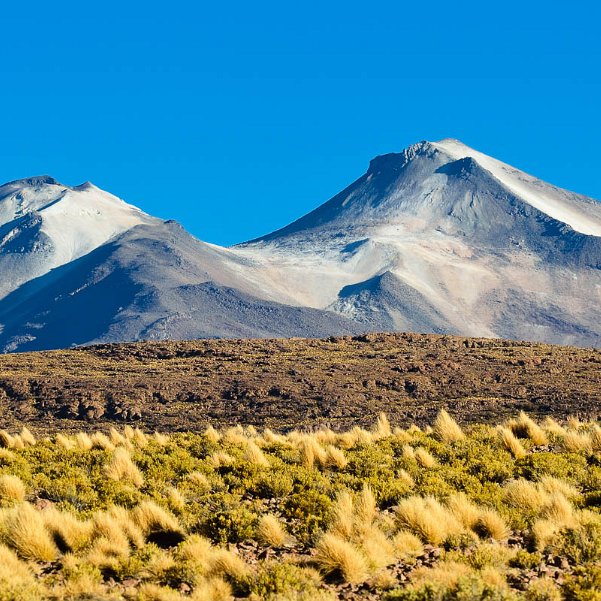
[257,514,290,547]
[497,426,527,459]
[109,427,127,446]
[261,428,288,445]
[324,445,348,469]
[409,560,472,588]
[244,441,270,467]
[131,501,182,537]
[300,437,327,469]
[56,433,76,451]
[591,425,601,451]
[208,548,250,581]
[373,413,392,438]
[415,447,437,468]
[392,531,424,558]
[43,507,94,552]
[178,534,213,568]
[0,431,14,449]
[136,582,183,601]
[359,524,396,569]
[105,447,144,487]
[447,493,481,529]
[0,474,26,504]
[330,491,355,538]
[402,445,416,460]
[538,476,580,500]
[561,430,592,452]
[3,502,58,561]
[355,486,377,528]
[542,417,566,436]
[543,493,575,526]
[90,432,115,451]
[474,509,510,541]
[433,410,465,443]
[74,432,93,451]
[531,518,559,551]
[396,496,463,545]
[19,427,36,447]
[153,432,170,445]
[209,451,235,468]
[189,577,232,601]
[166,487,186,513]
[508,412,548,445]
[504,479,549,511]
[397,469,415,488]
[314,532,368,583]
[95,506,145,548]
[187,472,211,491]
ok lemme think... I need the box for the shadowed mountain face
[1,139,600,351]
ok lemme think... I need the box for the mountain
[1,139,600,352]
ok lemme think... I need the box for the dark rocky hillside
[0,332,599,433]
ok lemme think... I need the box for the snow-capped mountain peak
[1,138,601,352]
[0,176,156,299]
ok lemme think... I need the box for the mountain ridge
[1,138,600,352]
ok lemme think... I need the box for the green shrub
[201,506,256,544]
[562,565,601,601]
[250,562,322,598]
[554,517,601,564]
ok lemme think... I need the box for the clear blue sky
[1,1,599,245]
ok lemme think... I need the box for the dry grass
[90,431,115,451]
[561,430,592,452]
[474,509,510,541]
[503,479,549,511]
[414,447,437,468]
[131,501,182,537]
[19,427,36,447]
[0,412,597,598]
[409,560,472,588]
[300,436,328,469]
[447,493,481,529]
[324,445,348,469]
[43,506,94,552]
[373,412,392,437]
[0,474,26,504]
[542,417,567,436]
[508,412,548,445]
[434,410,465,443]
[209,547,250,581]
[314,533,368,583]
[257,514,290,547]
[244,441,270,467]
[105,447,144,487]
[1,502,59,561]
[396,496,463,545]
[497,426,527,459]
[209,451,235,468]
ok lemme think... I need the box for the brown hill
[0,333,599,433]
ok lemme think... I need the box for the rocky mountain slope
[1,139,600,351]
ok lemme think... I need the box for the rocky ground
[0,332,599,433]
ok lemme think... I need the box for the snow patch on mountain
[433,139,601,236]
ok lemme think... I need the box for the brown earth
[0,332,599,433]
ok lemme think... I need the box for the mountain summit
[1,139,600,351]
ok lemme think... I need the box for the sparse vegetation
[0,411,598,599]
